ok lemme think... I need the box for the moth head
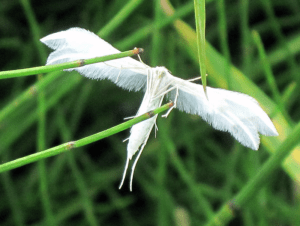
[156,66,169,79]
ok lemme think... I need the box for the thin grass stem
[0,102,173,174]
[0,49,143,79]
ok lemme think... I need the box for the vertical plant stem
[156,114,169,226]
[56,108,98,226]
[252,30,292,124]
[217,0,231,89]
[70,82,94,132]
[260,0,299,86]
[194,0,207,95]
[151,0,163,66]
[158,119,214,220]
[0,71,61,125]
[0,74,82,154]
[19,0,46,61]
[1,153,25,226]
[20,0,55,224]
[239,0,251,75]
[36,73,55,225]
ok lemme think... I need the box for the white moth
[41,27,278,191]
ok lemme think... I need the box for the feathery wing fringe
[40,27,148,91]
[169,78,278,150]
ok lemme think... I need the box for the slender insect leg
[115,65,123,83]
[103,61,150,84]
[124,115,136,120]
[162,86,179,118]
[154,121,158,138]
[103,62,150,70]
[151,85,177,101]
[187,76,202,82]
[187,74,208,82]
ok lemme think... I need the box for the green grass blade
[205,120,300,226]
[161,0,300,186]
[20,0,55,224]
[252,30,291,124]
[194,0,207,95]
[19,0,47,61]
[98,0,144,38]
[115,1,194,50]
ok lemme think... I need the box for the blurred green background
[1,0,300,225]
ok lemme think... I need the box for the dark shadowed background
[1,0,300,225]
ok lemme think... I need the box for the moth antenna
[135,47,147,67]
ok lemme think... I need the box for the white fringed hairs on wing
[41,27,278,191]
[168,77,278,150]
[40,27,149,92]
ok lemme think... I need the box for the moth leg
[162,86,179,118]
[115,65,123,83]
[124,115,136,120]
[151,85,176,101]
[187,74,207,82]
[103,62,150,70]
[187,76,201,82]
[100,62,151,69]
[154,121,158,138]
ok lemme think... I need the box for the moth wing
[120,89,161,190]
[169,77,278,150]
[40,27,148,91]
